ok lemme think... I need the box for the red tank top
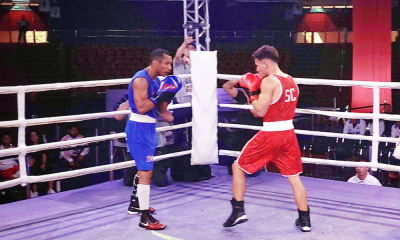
[263,74,299,122]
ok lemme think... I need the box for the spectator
[383,103,391,114]
[27,130,56,198]
[343,119,366,135]
[17,15,29,44]
[172,36,196,146]
[347,157,382,186]
[60,125,89,169]
[391,121,400,138]
[25,92,40,119]
[222,79,263,176]
[0,133,20,180]
[169,37,212,182]
[382,103,394,137]
[366,120,385,136]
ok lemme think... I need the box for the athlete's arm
[158,102,174,122]
[250,76,280,117]
[115,100,129,121]
[222,80,239,98]
[132,77,156,115]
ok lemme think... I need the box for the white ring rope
[217,123,399,144]
[0,150,192,190]
[219,150,400,172]
[0,74,192,94]
[1,72,400,190]
[219,104,400,122]
[217,74,400,89]
[0,122,192,158]
[0,102,191,128]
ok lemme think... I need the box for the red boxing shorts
[236,129,303,177]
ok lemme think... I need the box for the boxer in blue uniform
[126,48,182,230]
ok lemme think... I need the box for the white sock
[137,184,150,210]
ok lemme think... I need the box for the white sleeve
[343,121,350,134]
[347,176,356,183]
[367,123,373,135]
[379,121,385,137]
[391,125,399,138]
[359,120,366,135]
[78,135,90,156]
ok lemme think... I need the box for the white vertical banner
[190,51,218,165]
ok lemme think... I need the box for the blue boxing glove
[150,76,182,107]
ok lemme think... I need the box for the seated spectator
[60,125,89,169]
[27,130,56,198]
[366,120,385,136]
[383,103,391,114]
[347,156,382,186]
[343,119,366,135]
[0,133,20,180]
[391,121,400,138]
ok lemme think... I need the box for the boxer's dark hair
[150,48,171,63]
[252,45,279,63]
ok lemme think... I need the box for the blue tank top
[128,68,160,119]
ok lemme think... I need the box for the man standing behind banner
[125,48,182,230]
[173,36,195,146]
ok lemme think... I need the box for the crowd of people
[0,124,89,198]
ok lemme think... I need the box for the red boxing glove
[239,73,262,102]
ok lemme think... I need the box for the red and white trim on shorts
[282,171,303,178]
[234,132,260,175]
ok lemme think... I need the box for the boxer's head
[149,48,172,77]
[252,45,279,78]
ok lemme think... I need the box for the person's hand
[160,110,174,122]
[78,155,84,162]
[239,73,262,102]
[40,164,46,171]
[182,56,191,65]
[69,161,75,167]
[150,76,183,107]
[183,36,193,46]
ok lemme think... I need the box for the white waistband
[129,112,156,123]
[262,120,294,132]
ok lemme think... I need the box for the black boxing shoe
[295,208,311,232]
[223,198,248,227]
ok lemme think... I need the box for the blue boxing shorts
[125,120,158,171]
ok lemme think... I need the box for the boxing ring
[1,52,400,239]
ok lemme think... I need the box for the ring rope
[0,102,191,128]
[0,73,399,190]
[217,123,398,144]
[0,150,192,190]
[219,104,400,122]
[219,150,400,172]
[217,74,400,89]
[0,74,192,94]
[0,122,192,158]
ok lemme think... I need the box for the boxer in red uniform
[223,45,311,232]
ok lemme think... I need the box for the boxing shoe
[295,208,311,232]
[223,198,248,227]
[127,196,155,215]
[139,210,167,230]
